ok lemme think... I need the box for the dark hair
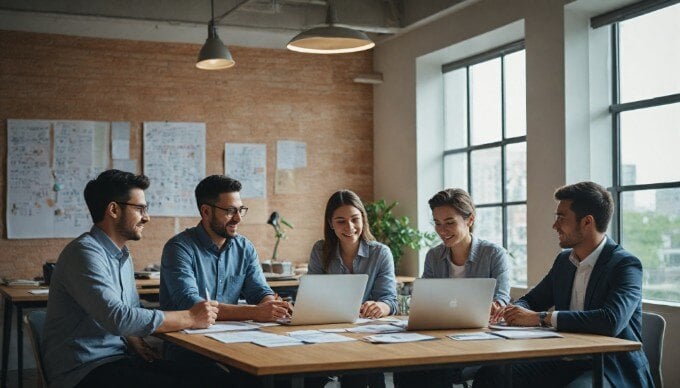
[322,190,375,271]
[554,181,614,233]
[194,175,242,210]
[428,188,476,232]
[84,169,150,223]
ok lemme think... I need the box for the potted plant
[364,200,437,271]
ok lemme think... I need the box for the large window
[599,1,680,303]
[442,42,527,286]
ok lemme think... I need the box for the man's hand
[126,336,160,362]
[500,305,541,327]
[253,299,292,322]
[189,300,219,328]
[360,301,390,319]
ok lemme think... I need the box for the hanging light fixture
[196,0,235,70]
[287,0,375,54]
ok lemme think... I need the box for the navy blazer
[516,237,654,387]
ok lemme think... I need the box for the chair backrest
[24,310,48,388]
[642,311,666,388]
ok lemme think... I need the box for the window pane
[620,103,680,185]
[475,206,502,247]
[621,188,680,303]
[504,50,526,138]
[507,204,527,287]
[444,69,468,149]
[619,3,680,103]
[470,58,502,145]
[505,142,526,202]
[444,153,468,190]
[471,148,501,204]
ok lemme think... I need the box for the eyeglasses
[115,202,149,215]
[209,204,248,217]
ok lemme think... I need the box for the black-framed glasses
[115,202,149,215]
[210,204,248,217]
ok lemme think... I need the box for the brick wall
[0,30,374,279]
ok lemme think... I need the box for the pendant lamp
[196,0,235,70]
[287,1,375,54]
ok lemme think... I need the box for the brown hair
[321,190,375,271]
[428,188,476,232]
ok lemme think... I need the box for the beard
[116,212,143,241]
[558,226,584,249]
[209,213,238,238]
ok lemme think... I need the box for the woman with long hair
[308,189,397,318]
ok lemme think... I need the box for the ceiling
[0,0,474,48]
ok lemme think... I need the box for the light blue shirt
[43,226,164,388]
[422,235,511,304]
[160,223,273,361]
[308,239,398,314]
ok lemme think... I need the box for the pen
[205,287,211,301]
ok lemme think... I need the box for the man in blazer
[475,181,654,387]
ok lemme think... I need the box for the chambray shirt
[308,239,398,314]
[43,226,164,388]
[160,223,273,360]
[422,236,511,304]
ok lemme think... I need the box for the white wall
[373,0,678,386]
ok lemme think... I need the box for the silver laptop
[280,274,368,325]
[407,278,496,330]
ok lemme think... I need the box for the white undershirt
[550,236,607,327]
[448,260,466,278]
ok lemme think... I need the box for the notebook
[279,274,368,326]
[407,278,496,330]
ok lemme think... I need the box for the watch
[539,311,549,327]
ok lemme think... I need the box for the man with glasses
[43,170,219,387]
[160,175,291,368]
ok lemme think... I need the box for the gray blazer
[422,236,511,304]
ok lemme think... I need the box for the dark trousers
[305,373,386,388]
[473,359,591,388]
[75,356,230,388]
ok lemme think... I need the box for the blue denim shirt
[308,239,398,314]
[43,226,164,388]
[422,236,511,304]
[160,223,273,361]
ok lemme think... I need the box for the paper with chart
[143,122,205,216]
[225,143,266,199]
[275,140,306,194]
[7,119,102,238]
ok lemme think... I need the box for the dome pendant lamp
[196,0,235,70]
[287,0,375,54]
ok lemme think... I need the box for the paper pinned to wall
[111,121,130,159]
[6,119,102,239]
[225,143,266,199]
[113,159,138,174]
[143,122,205,217]
[276,140,306,170]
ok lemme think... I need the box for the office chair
[25,310,48,388]
[642,312,666,388]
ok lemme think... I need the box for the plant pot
[261,261,293,275]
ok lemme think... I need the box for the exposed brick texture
[0,30,374,279]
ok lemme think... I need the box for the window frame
[602,1,680,303]
[441,40,527,286]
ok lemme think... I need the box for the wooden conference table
[0,275,332,388]
[159,323,640,388]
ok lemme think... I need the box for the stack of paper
[491,330,563,340]
[448,332,503,341]
[347,324,405,334]
[28,289,50,295]
[183,321,259,334]
[363,333,436,344]
[287,330,357,344]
